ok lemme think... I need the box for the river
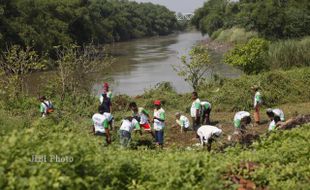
[26,31,241,96]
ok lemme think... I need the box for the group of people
[40,83,288,150]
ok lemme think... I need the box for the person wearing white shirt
[197,125,222,151]
[233,111,251,134]
[175,112,190,133]
[92,105,111,145]
[119,117,141,148]
[266,108,285,131]
[190,92,201,132]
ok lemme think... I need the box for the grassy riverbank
[0,67,310,189]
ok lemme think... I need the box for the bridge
[176,13,194,21]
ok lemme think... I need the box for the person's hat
[175,112,181,116]
[103,82,109,88]
[154,100,161,105]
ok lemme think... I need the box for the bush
[268,37,310,69]
[224,38,270,74]
[212,27,258,44]
[1,106,309,189]
[201,68,310,111]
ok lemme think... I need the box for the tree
[0,45,45,98]
[54,44,113,100]
[173,45,212,90]
[224,38,269,75]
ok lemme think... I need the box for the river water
[26,31,241,96]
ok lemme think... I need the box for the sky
[131,0,206,13]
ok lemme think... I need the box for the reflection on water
[96,31,241,96]
[26,31,242,96]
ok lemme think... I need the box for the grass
[211,27,258,44]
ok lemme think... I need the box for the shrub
[267,37,310,69]
[212,27,258,44]
[224,38,270,74]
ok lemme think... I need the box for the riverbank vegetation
[192,0,310,39]
[0,0,180,57]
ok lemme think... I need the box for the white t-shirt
[153,108,165,131]
[201,101,212,109]
[197,125,222,145]
[254,91,262,107]
[233,111,251,128]
[191,98,201,117]
[273,108,285,121]
[176,115,190,128]
[139,107,149,124]
[268,120,276,131]
[103,112,113,122]
[92,113,108,133]
[120,119,140,133]
[234,111,251,121]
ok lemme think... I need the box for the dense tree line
[191,0,310,39]
[0,0,179,55]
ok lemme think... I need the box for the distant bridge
[176,13,194,21]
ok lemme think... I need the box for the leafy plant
[224,38,269,75]
[173,45,213,90]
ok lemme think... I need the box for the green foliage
[224,38,269,75]
[0,45,45,99]
[267,37,310,69]
[192,0,310,39]
[0,104,309,189]
[52,44,113,100]
[211,27,258,44]
[173,45,212,90]
[0,0,179,57]
[201,68,310,111]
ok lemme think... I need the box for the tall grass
[211,27,258,44]
[268,37,310,69]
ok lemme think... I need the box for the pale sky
[131,0,207,13]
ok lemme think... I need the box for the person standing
[39,96,54,117]
[252,86,262,125]
[174,112,190,133]
[200,100,212,125]
[103,82,112,100]
[99,93,112,113]
[197,125,222,151]
[119,117,141,148]
[153,100,165,148]
[92,105,111,145]
[191,92,201,132]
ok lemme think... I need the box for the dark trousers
[192,117,201,132]
[155,130,164,145]
[201,108,211,125]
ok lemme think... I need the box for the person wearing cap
[153,100,165,147]
[200,100,212,125]
[233,111,251,134]
[129,102,154,137]
[174,112,190,133]
[252,85,262,125]
[119,116,141,148]
[266,108,285,131]
[197,125,222,151]
[103,82,112,100]
[191,92,201,132]
[39,96,54,117]
[92,105,111,145]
